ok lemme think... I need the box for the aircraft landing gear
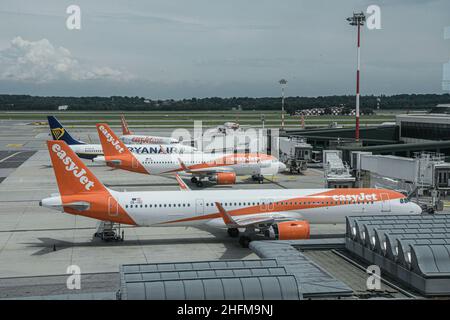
[251,174,264,184]
[239,236,252,248]
[227,228,239,238]
[94,221,124,242]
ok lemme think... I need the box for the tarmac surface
[0,120,344,298]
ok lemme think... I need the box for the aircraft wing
[215,202,298,228]
[174,174,191,191]
[188,167,234,174]
[230,215,275,227]
[177,158,234,175]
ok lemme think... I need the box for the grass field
[0,111,396,128]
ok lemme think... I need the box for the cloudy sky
[0,0,449,98]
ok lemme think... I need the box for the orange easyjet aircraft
[119,114,179,145]
[41,140,422,247]
[93,123,286,186]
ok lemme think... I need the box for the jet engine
[265,221,310,240]
[210,172,237,185]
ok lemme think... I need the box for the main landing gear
[231,227,254,248]
[238,236,252,248]
[251,174,264,184]
[191,176,204,187]
[94,221,124,242]
[227,228,239,238]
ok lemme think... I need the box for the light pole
[279,79,287,130]
[347,12,365,141]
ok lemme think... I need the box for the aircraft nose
[411,202,422,214]
[278,162,287,172]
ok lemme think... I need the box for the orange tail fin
[97,123,132,157]
[120,114,132,135]
[47,140,106,196]
[46,140,136,225]
[96,123,148,174]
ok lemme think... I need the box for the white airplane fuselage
[42,188,422,228]
[95,152,285,176]
[69,143,197,160]
[120,135,179,145]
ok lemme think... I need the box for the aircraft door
[381,193,391,212]
[196,199,204,215]
[260,199,274,211]
[108,196,119,217]
[132,157,139,169]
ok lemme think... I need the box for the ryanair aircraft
[47,116,197,159]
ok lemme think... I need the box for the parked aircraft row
[48,116,196,160]
[41,139,422,247]
[41,115,423,247]
[47,116,285,186]
[94,123,284,186]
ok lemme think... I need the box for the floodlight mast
[347,12,366,141]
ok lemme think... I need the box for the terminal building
[284,104,450,159]
[397,104,450,143]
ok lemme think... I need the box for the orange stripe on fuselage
[156,188,404,225]
[163,153,275,174]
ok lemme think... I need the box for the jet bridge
[352,151,450,212]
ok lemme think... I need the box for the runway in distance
[93,123,286,186]
[119,114,180,145]
[47,116,197,159]
[41,140,422,247]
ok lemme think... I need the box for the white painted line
[0,152,21,163]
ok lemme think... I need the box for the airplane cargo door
[381,193,391,212]
[108,196,119,217]
[196,199,204,215]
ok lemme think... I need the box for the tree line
[0,93,448,112]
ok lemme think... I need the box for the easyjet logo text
[52,143,94,191]
[332,193,378,202]
[99,125,124,153]
[131,137,163,144]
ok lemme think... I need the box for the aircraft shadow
[24,229,253,260]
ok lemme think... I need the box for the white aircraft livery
[47,116,197,159]
[40,140,422,247]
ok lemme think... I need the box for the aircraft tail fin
[96,123,148,174]
[45,140,136,225]
[47,140,106,196]
[96,123,132,157]
[47,116,84,145]
[120,114,133,135]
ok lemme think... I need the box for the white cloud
[0,37,133,83]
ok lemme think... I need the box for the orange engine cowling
[265,221,310,240]
[215,172,237,185]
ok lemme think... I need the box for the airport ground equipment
[278,136,312,174]
[346,215,450,296]
[323,150,355,188]
[94,221,124,241]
